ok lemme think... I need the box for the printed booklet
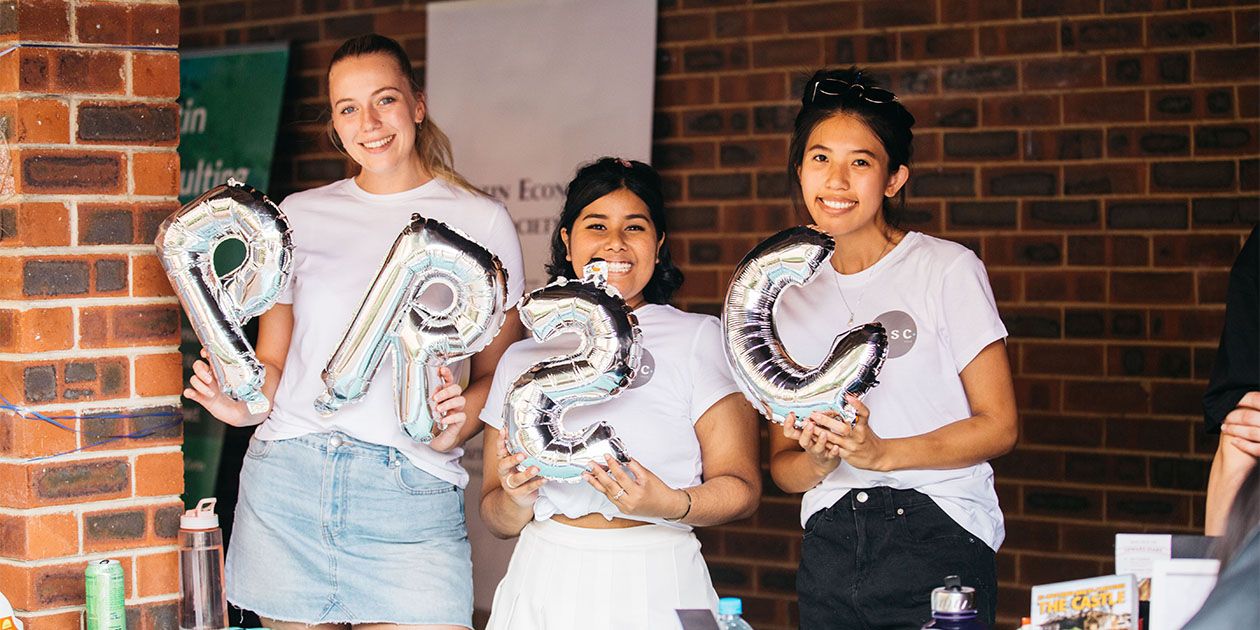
[1030,574,1137,630]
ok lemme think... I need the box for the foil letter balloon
[155,179,293,414]
[504,261,643,482]
[315,214,509,443]
[721,226,889,427]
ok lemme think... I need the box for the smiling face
[797,113,909,243]
[328,53,426,191]
[561,188,663,309]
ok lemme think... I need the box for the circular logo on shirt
[627,348,656,389]
[873,310,917,359]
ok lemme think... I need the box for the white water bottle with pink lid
[179,498,227,630]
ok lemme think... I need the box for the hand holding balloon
[782,411,844,476]
[495,433,544,507]
[184,349,262,427]
[807,394,893,471]
[821,395,892,471]
[584,454,691,520]
[425,366,467,453]
[156,180,292,415]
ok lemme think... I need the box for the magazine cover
[1030,574,1137,630]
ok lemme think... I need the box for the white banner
[427,0,658,614]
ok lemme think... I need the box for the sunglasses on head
[808,77,898,106]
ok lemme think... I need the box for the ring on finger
[504,478,518,490]
[611,488,627,501]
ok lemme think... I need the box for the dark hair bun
[788,66,917,228]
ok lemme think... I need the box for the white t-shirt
[258,177,526,488]
[775,231,1008,550]
[480,304,740,529]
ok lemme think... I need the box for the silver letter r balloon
[503,261,643,482]
[314,215,509,443]
[722,226,888,428]
[155,179,293,414]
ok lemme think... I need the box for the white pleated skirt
[486,519,720,630]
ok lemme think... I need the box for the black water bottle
[921,575,987,630]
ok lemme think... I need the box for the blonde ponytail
[414,114,484,196]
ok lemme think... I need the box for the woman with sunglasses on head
[184,33,525,630]
[478,158,761,630]
[766,68,1018,629]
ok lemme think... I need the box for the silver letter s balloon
[503,261,643,482]
[314,215,509,443]
[722,226,888,427]
[155,179,293,414]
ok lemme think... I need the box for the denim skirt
[225,431,473,627]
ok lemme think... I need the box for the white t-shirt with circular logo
[258,177,526,488]
[480,303,740,529]
[774,231,1009,550]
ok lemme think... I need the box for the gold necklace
[832,237,894,327]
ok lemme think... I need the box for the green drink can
[85,559,127,630]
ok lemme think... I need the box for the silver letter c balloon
[722,226,888,427]
[155,179,293,414]
[504,262,643,482]
[314,215,509,443]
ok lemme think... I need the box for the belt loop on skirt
[388,447,400,468]
[881,487,897,520]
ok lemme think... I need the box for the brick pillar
[0,1,183,629]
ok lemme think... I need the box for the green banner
[178,43,289,204]
[177,43,289,506]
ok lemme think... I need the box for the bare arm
[769,414,843,493]
[584,393,762,526]
[479,424,544,538]
[185,304,294,427]
[675,393,762,526]
[863,340,1018,471]
[1206,392,1260,535]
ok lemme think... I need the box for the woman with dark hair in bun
[767,69,1018,628]
[478,157,761,630]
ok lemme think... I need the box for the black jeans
[797,488,996,630]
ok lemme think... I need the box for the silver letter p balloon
[721,226,888,427]
[503,261,643,482]
[314,215,509,443]
[155,179,293,414]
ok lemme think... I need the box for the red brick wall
[181,1,1258,628]
[0,1,183,628]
